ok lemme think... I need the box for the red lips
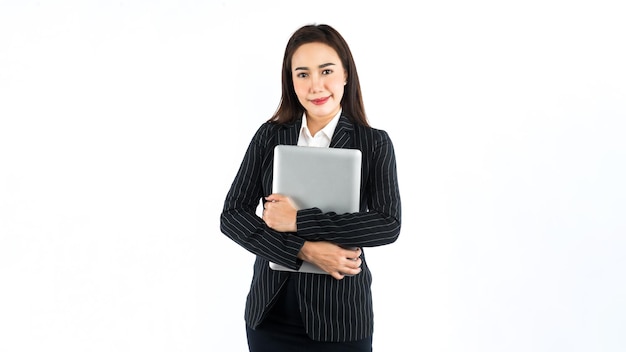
[310,97,330,105]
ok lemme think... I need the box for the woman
[220,24,401,351]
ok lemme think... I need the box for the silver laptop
[269,145,362,274]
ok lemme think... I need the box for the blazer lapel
[277,115,353,147]
[277,119,302,146]
[329,115,354,149]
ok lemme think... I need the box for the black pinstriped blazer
[220,114,401,342]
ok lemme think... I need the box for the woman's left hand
[262,194,297,232]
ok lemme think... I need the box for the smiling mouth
[310,97,330,105]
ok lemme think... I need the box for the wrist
[297,241,311,261]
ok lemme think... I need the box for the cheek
[293,82,308,99]
[331,81,346,96]
[329,76,345,90]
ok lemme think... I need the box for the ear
[344,71,348,85]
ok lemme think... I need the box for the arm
[219,126,305,270]
[261,130,401,275]
[296,130,402,248]
[262,193,364,279]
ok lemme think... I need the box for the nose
[309,73,323,93]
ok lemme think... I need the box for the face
[291,42,347,126]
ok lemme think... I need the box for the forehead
[291,42,342,68]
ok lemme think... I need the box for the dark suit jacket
[220,114,402,342]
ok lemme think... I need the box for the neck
[305,109,340,136]
[306,118,329,137]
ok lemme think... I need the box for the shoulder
[252,121,283,138]
[251,121,294,142]
[353,123,393,150]
[339,114,392,146]
[248,120,300,153]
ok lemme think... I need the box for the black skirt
[246,276,372,352]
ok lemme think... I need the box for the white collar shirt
[297,110,342,148]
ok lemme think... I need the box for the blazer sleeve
[295,129,402,248]
[220,125,305,270]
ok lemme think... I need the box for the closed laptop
[269,145,361,274]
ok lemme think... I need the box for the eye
[296,72,309,78]
[322,69,333,75]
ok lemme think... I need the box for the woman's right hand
[297,241,362,280]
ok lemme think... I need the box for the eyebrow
[294,62,336,71]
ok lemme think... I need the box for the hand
[298,242,362,280]
[262,194,297,232]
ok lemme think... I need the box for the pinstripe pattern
[220,114,401,342]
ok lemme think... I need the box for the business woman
[220,24,401,351]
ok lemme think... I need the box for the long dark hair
[268,24,369,127]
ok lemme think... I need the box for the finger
[331,272,345,280]
[346,258,362,269]
[344,249,361,260]
[264,200,277,211]
[265,194,283,202]
[344,255,361,268]
[344,247,360,255]
[343,266,362,276]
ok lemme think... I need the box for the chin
[309,106,338,117]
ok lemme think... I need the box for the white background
[1,1,625,351]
